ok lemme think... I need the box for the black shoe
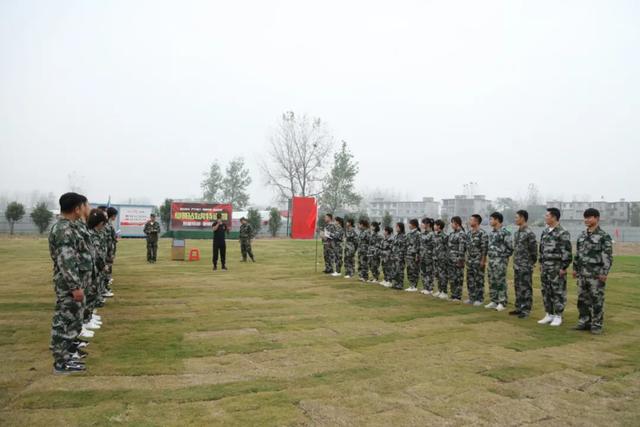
[517,312,529,319]
[54,362,86,374]
[213,266,217,271]
[251,257,255,262]
[323,270,331,274]
[572,323,591,331]
[222,266,228,271]
[590,328,603,335]
[508,310,521,316]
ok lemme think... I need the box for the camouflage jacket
[380,234,393,262]
[513,225,537,270]
[89,228,108,272]
[144,221,161,241]
[369,231,382,257]
[73,220,96,289]
[239,223,254,241]
[488,227,513,260]
[447,229,467,263]
[405,228,421,258]
[574,226,613,277]
[358,229,371,253]
[333,225,344,244]
[539,225,572,270]
[432,231,448,261]
[420,231,435,261]
[48,218,83,293]
[391,232,406,260]
[323,223,337,243]
[466,228,488,263]
[344,228,359,254]
[104,221,117,261]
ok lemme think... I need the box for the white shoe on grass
[421,290,432,295]
[550,315,563,327]
[473,301,483,307]
[485,302,497,309]
[331,272,341,277]
[344,275,351,279]
[79,328,94,338]
[537,313,554,325]
[495,303,506,312]
[438,293,448,300]
[405,287,417,292]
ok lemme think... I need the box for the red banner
[170,202,232,231]
[291,197,317,239]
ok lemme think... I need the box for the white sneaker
[463,299,472,304]
[84,321,100,330]
[103,291,114,298]
[495,303,506,312]
[438,293,448,300]
[550,315,563,327]
[382,282,392,288]
[331,272,341,277]
[451,298,461,302]
[359,278,366,282]
[344,275,351,279]
[405,287,418,292]
[485,302,497,309]
[421,290,432,295]
[537,313,553,325]
[473,301,483,307]
[92,315,101,321]
[108,278,114,285]
[432,291,440,297]
[79,328,94,338]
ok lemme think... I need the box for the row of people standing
[321,207,613,334]
[49,193,118,373]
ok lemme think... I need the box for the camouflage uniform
[74,221,96,323]
[344,227,358,277]
[539,225,573,316]
[447,229,467,299]
[357,228,371,280]
[143,220,161,262]
[574,226,613,331]
[420,230,435,291]
[513,225,537,315]
[368,231,383,281]
[104,221,117,291]
[391,232,407,289]
[466,228,488,303]
[322,222,337,273]
[380,234,394,282]
[333,225,344,273]
[488,227,513,305]
[239,222,255,261]
[433,230,449,294]
[89,227,107,308]
[405,228,421,289]
[49,218,84,367]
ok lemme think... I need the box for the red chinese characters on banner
[170,202,233,231]
[291,197,317,239]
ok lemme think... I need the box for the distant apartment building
[546,200,630,225]
[367,197,440,221]
[441,195,492,221]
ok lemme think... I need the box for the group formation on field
[321,207,613,334]
[48,193,120,374]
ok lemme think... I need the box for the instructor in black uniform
[212,213,228,271]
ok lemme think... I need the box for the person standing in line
[465,214,488,306]
[343,218,358,279]
[419,218,436,295]
[321,213,336,274]
[391,222,407,290]
[447,216,467,302]
[404,219,421,292]
[486,212,513,312]
[238,217,256,262]
[357,219,371,282]
[212,212,229,271]
[143,213,161,263]
[368,222,383,283]
[432,219,449,299]
[511,210,537,319]
[380,226,394,287]
[332,217,345,277]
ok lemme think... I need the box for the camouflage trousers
[448,261,464,299]
[323,241,334,273]
[105,263,113,291]
[488,258,509,305]
[465,260,485,302]
[540,262,567,315]
[369,253,381,281]
[146,239,158,261]
[382,257,393,282]
[333,242,343,273]
[84,274,103,322]
[420,259,435,292]
[358,250,369,280]
[577,275,606,330]
[434,259,448,294]
[51,290,84,366]
[240,239,254,261]
[513,268,533,314]
[344,248,356,276]
[405,255,420,288]
[392,257,406,289]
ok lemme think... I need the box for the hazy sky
[1,0,638,208]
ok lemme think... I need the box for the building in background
[546,199,630,225]
[367,197,440,222]
[441,195,492,221]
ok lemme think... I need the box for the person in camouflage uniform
[87,210,108,318]
[486,212,513,311]
[238,217,255,262]
[404,219,422,292]
[368,222,382,282]
[73,207,97,328]
[143,213,162,263]
[432,219,449,298]
[321,214,337,274]
[573,208,613,334]
[103,207,118,297]
[538,207,573,327]
[447,216,467,301]
[357,219,371,281]
[391,222,407,289]
[343,218,358,278]
[333,217,345,274]
[419,218,435,295]
[466,214,488,305]
[380,226,394,286]
[49,193,88,373]
[511,210,537,318]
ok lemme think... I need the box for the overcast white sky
[1,0,638,208]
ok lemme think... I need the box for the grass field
[1,237,639,426]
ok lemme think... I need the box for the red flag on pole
[291,197,317,239]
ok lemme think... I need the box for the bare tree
[262,111,334,201]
